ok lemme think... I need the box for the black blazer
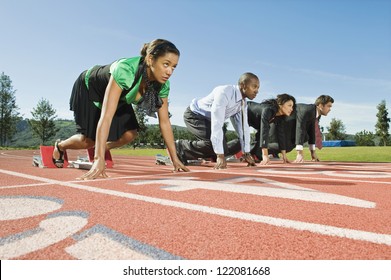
[293,103,317,146]
[247,101,286,149]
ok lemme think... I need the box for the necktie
[315,118,323,149]
[241,99,246,144]
[241,99,244,127]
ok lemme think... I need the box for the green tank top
[84,56,170,109]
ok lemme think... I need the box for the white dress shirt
[190,85,250,155]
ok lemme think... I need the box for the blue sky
[1,0,390,134]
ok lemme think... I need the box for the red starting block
[87,148,114,168]
[32,146,113,169]
[32,146,69,168]
[233,151,262,162]
[235,151,243,159]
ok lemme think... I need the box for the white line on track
[209,168,391,185]
[1,168,391,246]
[65,165,391,186]
[0,183,53,189]
[0,152,33,159]
[131,178,375,208]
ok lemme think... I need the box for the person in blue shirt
[175,73,259,169]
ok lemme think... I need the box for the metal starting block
[155,154,205,166]
[155,154,172,165]
[68,156,93,170]
[225,151,244,162]
[68,149,113,169]
[187,159,206,165]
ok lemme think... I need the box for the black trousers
[226,122,295,160]
[178,107,236,160]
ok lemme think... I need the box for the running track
[1,149,391,260]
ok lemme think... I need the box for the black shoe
[175,140,188,165]
[52,139,65,168]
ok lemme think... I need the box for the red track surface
[1,149,391,260]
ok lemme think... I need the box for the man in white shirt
[175,72,259,169]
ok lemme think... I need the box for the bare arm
[79,76,122,180]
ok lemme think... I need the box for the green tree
[146,125,163,147]
[354,130,375,146]
[375,100,390,146]
[327,118,346,140]
[0,72,21,146]
[172,126,197,141]
[28,98,59,145]
[132,105,149,146]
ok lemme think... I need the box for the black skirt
[69,71,140,141]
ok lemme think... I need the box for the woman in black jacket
[228,93,296,165]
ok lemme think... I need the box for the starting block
[87,148,113,168]
[68,156,93,170]
[155,154,172,165]
[32,146,113,169]
[188,159,206,165]
[32,146,69,168]
[155,154,205,166]
[226,151,244,163]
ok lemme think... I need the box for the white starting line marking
[0,168,390,246]
[130,177,375,208]
[257,168,391,178]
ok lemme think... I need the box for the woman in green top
[53,39,189,179]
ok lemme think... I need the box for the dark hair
[263,93,296,110]
[140,39,180,59]
[238,72,259,86]
[276,93,296,108]
[315,95,334,106]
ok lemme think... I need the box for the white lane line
[1,168,391,246]
[259,173,391,185]
[131,178,375,208]
[0,183,53,189]
[71,168,391,186]
[210,168,391,185]
[257,168,391,178]
[0,152,34,160]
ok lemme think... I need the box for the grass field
[111,146,391,163]
[287,146,391,162]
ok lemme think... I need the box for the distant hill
[6,119,359,148]
[7,119,190,148]
[9,119,78,148]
